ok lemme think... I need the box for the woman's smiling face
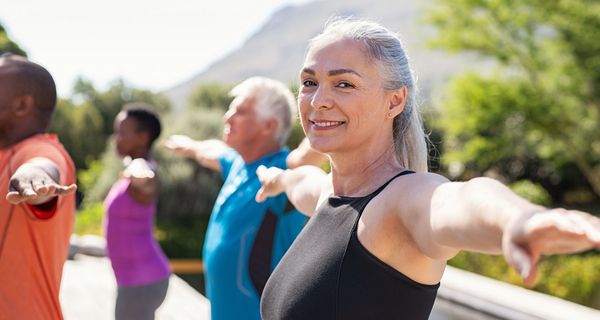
[298,36,393,154]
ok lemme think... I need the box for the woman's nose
[310,86,332,110]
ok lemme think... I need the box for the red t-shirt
[0,134,76,320]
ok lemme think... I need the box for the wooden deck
[59,255,210,320]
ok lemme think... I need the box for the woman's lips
[309,119,346,129]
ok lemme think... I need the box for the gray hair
[229,76,296,147]
[309,18,428,172]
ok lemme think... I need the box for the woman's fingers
[504,209,600,286]
[524,210,599,254]
[255,165,284,202]
[504,239,539,287]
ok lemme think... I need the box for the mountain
[164,0,480,110]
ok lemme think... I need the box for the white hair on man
[229,76,296,147]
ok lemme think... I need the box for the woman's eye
[302,79,317,87]
[337,82,354,89]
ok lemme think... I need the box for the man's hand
[162,135,227,172]
[6,158,76,205]
[503,209,600,286]
[162,134,197,157]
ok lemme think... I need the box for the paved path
[60,255,210,320]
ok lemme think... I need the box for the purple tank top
[104,178,171,286]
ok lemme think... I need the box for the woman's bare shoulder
[377,172,451,214]
[389,171,450,191]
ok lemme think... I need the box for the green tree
[72,78,172,140]
[49,99,105,169]
[51,78,172,170]
[427,0,600,199]
[0,22,26,56]
[188,82,234,111]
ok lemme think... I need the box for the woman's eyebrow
[301,68,315,75]
[328,69,362,77]
[301,67,362,77]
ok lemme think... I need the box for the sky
[0,0,314,97]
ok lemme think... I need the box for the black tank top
[261,171,439,320]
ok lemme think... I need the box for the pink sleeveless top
[104,178,171,286]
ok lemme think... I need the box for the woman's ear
[387,86,408,119]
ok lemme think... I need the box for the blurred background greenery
[2,0,599,309]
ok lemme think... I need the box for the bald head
[0,55,58,148]
[0,54,57,121]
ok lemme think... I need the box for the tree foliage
[0,22,26,56]
[449,252,600,308]
[49,78,172,169]
[188,82,234,112]
[427,0,600,201]
[50,99,105,170]
[71,78,172,140]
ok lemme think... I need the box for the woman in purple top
[104,103,171,320]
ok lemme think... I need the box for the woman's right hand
[255,165,286,202]
[123,158,155,179]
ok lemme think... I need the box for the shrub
[74,202,104,236]
[156,217,209,259]
[509,180,552,206]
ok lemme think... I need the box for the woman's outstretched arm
[255,165,328,217]
[399,174,600,286]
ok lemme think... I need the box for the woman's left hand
[503,209,600,286]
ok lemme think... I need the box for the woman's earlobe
[388,86,408,117]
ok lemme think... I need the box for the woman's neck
[129,149,150,160]
[329,143,402,197]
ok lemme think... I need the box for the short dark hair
[122,102,162,147]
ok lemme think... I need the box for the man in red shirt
[0,54,77,319]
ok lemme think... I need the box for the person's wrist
[501,204,547,251]
[278,169,291,193]
[196,154,206,166]
[501,198,545,232]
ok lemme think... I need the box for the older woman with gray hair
[256,18,600,319]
